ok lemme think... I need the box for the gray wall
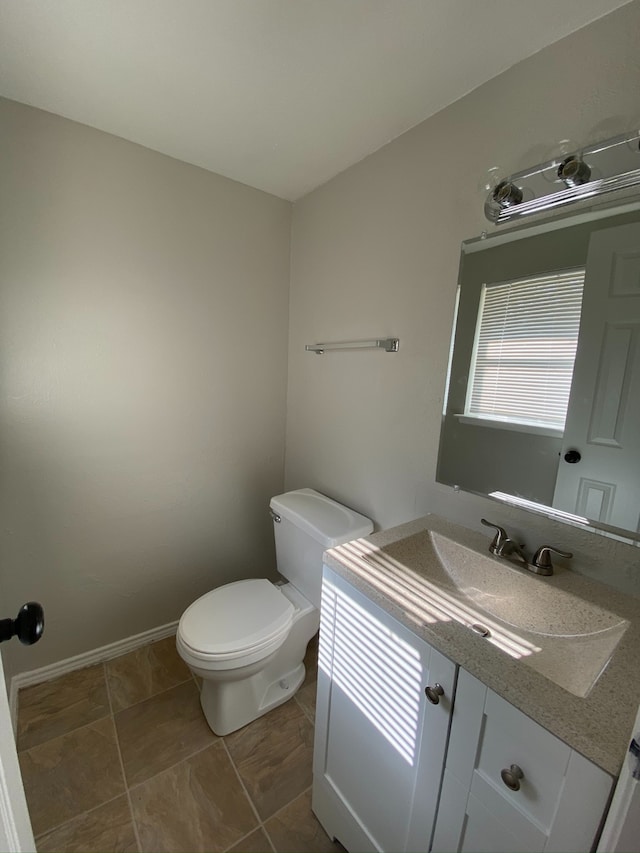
[286,1,640,594]
[0,98,292,676]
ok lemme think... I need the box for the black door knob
[563,449,581,464]
[0,602,44,645]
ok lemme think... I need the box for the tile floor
[16,634,342,853]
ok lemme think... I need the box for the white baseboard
[9,620,179,730]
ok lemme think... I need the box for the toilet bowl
[177,579,319,734]
[177,488,373,736]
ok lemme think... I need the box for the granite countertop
[323,514,640,777]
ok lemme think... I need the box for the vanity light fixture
[484,128,640,224]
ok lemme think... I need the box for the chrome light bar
[485,131,640,224]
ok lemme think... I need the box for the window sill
[455,414,563,438]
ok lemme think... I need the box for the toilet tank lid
[270,488,373,547]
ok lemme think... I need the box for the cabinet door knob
[500,764,524,791]
[425,683,444,704]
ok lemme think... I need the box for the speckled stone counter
[323,514,640,777]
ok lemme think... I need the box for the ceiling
[0,0,633,201]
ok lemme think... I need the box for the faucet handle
[481,519,509,554]
[531,546,573,573]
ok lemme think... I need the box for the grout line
[110,675,193,716]
[259,822,278,853]
[294,689,316,727]
[220,737,278,851]
[220,738,315,853]
[221,824,275,853]
[33,791,128,842]
[263,784,313,823]
[104,662,143,853]
[17,653,194,756]
[262,784,341,852]
[126,739,219,794]
[221,738,264,830]
[16,707,113,756]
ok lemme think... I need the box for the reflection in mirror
[437,201,640,544]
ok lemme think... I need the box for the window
[465,268,585,432]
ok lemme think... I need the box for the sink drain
[470,623,491,638]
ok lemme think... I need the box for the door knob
[563,449,581,463]
[0,602,44,645]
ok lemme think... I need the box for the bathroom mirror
[437,200,640,544]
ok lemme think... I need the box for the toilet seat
[178,579,295,667]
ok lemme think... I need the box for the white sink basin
[359,528,629,698]
[429,531,622,636]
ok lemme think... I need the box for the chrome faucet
[481,519,572,576]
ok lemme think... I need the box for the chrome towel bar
[305,337,399,354]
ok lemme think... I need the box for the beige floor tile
[227,827,273,853]
[115,680,216,786]
[20,717,125,837]
[295,681,317,724]
[264,789,342,853]
[36,795,138,853]
[106,635,191,712]
[17,664,110,752]
[131,741,257,853]
[225,700,314,821]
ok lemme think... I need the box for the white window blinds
[466,269,585,431]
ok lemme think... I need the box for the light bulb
[477,165,503,195]
[545,138,581,167]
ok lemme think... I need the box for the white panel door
[553,222,640,532]
[0,654,35,852]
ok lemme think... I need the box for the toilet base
[200,660,306,736]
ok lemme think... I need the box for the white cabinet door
[313,566,456,853]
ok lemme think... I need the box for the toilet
[176,488,373,735]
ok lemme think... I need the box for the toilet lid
[179,579,294,657]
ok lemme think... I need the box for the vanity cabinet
[312,566,457,853]
[313,567,614,853]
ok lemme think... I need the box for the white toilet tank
[270,488,373,609]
